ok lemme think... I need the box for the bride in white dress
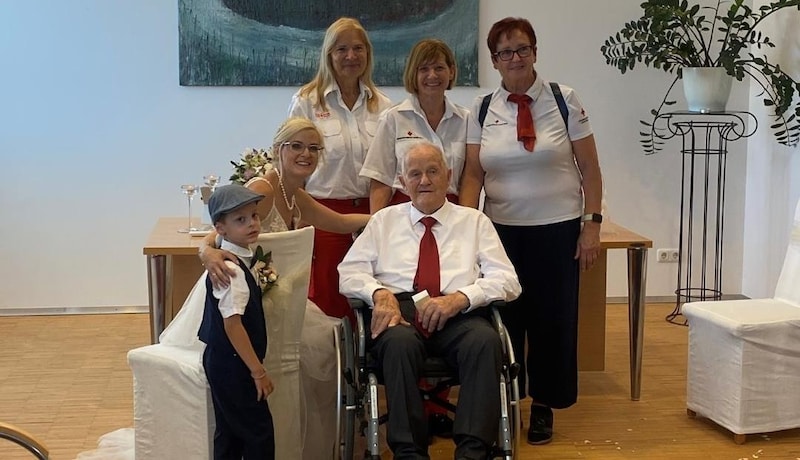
[198,117,370,459]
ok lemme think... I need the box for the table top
[143,217,652,256]
[600,221,652,249]
[143,217,206,256]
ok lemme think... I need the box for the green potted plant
[601,0,800,154]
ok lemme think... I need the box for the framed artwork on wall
[178,0,478,87]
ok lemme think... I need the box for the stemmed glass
[203,174,220,192]
[178,184,198,233]
[199,174,220,230]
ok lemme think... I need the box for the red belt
[315,197,368,212]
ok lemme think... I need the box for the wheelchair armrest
[346,298,369,361]
[347,298,369,310]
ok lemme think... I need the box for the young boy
[198,184,275,460]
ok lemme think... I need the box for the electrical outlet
[657,248,679,263]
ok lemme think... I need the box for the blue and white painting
[179,0,479,86]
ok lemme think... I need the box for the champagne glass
[178,184,198,233]
[203,174,220,192]
[199,174,219,229]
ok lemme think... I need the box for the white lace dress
[251,178,341,460]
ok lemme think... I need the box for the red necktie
[507,93,536,152]
[413,217,439,337]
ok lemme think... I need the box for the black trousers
[203,347,275,460]
[494,218,580,409]
[367,297,502,459]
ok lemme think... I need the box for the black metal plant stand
[653,111,757,325]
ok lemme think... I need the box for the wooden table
[577,221,652,400]
[143,217,651,400]
[142,218,206,344]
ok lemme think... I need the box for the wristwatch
[581,213,603,223]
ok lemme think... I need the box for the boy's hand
[252,369,274,401]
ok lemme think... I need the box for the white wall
[742,0,800,298]
[0,0,793,310]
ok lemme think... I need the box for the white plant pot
[682,67,733,113]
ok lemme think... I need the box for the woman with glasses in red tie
[459,16,603,446]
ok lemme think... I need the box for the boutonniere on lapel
[251,246,278,293]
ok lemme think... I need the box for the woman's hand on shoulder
[200,247,239,288]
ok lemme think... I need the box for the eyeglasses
[492,45,534,61]
[281,141,324,155]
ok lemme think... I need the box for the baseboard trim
[0,305,149,316]
[606,294,749,304]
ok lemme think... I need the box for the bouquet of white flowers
[230,147,274,184]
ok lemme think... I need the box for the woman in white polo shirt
[288,17,392,321]
[361,38,476,213]
[459,17,603,446]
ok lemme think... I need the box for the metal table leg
[147,254,167,344]
[626,244,648,401]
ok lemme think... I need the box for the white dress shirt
[288,82,392,199]
[360,95,478,195]
[211,239,254,318]
[338,201,521,311]
[467,75,594,226]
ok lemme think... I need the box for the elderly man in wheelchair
[338,142,522,460]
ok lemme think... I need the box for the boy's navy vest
[198,256,267,361]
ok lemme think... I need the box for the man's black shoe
[527,405,553,445]
[429,413,454,439]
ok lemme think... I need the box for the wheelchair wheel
[335,320,357,460]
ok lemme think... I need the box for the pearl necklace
[275,170,296,211]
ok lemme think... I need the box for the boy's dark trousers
[204,347,275,460]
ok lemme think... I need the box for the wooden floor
[1,304,799,460]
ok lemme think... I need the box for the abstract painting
[179,0,478,86]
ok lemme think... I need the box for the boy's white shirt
[212,239,254,318]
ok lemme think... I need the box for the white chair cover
[128,227,314,459]
[683,200,800,436]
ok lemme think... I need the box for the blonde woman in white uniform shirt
[361,38,476,214]
[459,17,603,446]
[288,17,392,321]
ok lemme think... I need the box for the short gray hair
[400,141,446,175]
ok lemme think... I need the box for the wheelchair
[334,299,521,459]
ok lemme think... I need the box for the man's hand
[200,247,239,288]
[574,221,601,272]
[418,292,469,333]
[370,289,409,338]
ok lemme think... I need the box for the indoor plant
[601,0,800,154]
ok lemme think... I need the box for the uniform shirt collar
[402,94,461,122]
[499,73,543,102]
[324,80,372,100]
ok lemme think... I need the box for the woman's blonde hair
[403,39,457,94]
[270,117,325,165]
[297,17,381,113]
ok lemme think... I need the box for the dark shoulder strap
[478,93,492,127]
[549,81,569,132]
